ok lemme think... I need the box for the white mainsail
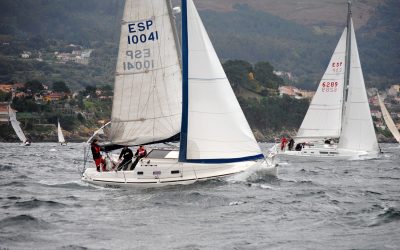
[378,94,400,143]
[181,0,262,161]
[338,20,379,153]
[296,29,347,142]
[57,121,66,144]
[109,0,182,146]
[8,106,27,143]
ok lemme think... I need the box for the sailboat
[8,105,30,146]
[277,2,379,160]
[377,94,400,143]
[81,0,276,187]
[57,120,67,145]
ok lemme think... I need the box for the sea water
[0,143,399,249]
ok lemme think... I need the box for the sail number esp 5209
[124,19,158,72]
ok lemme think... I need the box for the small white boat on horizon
[8,105,31,146]
[57,120,67,146]
[377,93,400,144]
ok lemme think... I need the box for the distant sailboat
[377,94,400,143]
[277,2,379,160]
[81,0,276,187]
[8,105,30,146]
[57,120,67,145]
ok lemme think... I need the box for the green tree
[25,80,44,94]
[223,60,253,88]
[98,84,113,95]
[253,62,283,89]
[0,90,12,102]
[12,96,40,112]
[82,85,96,97]
[52,81,71,93]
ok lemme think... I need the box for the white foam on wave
[249,183,275,190]
[226,160,276,185]
[38,179,89,187]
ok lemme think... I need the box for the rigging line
[160,1,180,133]
[128,1,142,125]
[154,0,174,131]
[152,1,161,139]
[113,0,128,125]
[156,0,177,135]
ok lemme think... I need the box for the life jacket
[138,148,146,157]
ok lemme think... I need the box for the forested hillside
[202,0,400,89]
[0,0,398,90]
[0,0,122,88]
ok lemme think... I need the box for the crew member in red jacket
[130,145,147,170]
[91,139,107,172]
[280,136,288,151]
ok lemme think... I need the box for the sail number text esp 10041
[124,19,158,72]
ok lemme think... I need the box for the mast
[167,0,182,68]
[341,1,352,123]
[179,0,188,162]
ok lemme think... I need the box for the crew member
[91,139,107,172]
[131,145,147,170]
[280,136,288,151]
[117,146,133,171]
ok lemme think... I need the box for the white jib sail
[338,20,379,152]
[58,121,66,143]
[110,0,182,145]
[296,29,347,142]
[186,0,262,160]
[8,106,27,143]
[378,94,400,143]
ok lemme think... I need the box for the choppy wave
[0,181,26,187]
[370,206,400,226]
[60,245,89,250]
[0,214,50,230]
[0,142,399,249]
[39,180,89,190]
[14,198,67,209]
[0,164,14,171]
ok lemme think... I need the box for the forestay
[110,0,182,146]
[8,106,27,143]
[338,21,379,152]
[378,94,400,143]
[181,0,263,162]
[296,29,347,142]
